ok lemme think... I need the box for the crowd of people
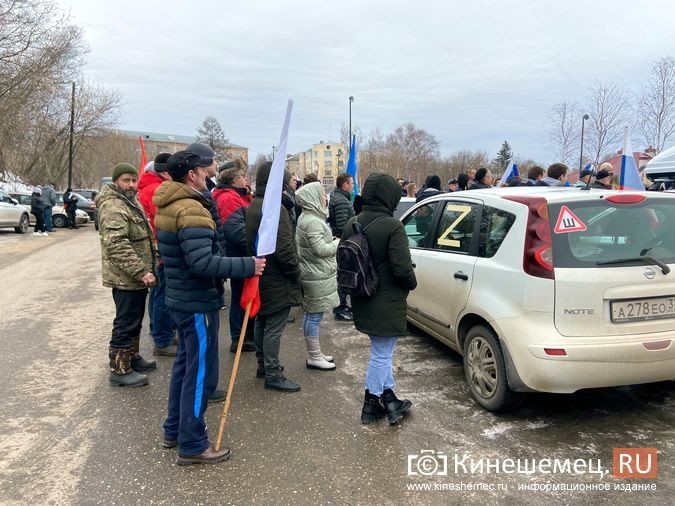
[397,160,655,200]
[97,144,417,467]
[95,149,662,466]
[26,185,82,235]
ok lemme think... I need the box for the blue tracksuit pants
[163,310,219,456]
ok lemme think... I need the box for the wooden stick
[215,299,253,451]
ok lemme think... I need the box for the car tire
[463,324,523,412]
[52,214,67,228]
[14,214,29,234]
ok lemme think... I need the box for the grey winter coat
[42,184,57,207]
[295,182,340,313]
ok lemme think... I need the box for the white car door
[412,199,481,343]
[0,190,17,226]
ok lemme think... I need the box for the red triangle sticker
[554,206,587,234]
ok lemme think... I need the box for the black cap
[448,178,458,185]
[154,152,172,172]
[186,142,215,166]
[579,168,592,178]
[166,150,211,180]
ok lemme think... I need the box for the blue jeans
[150,265,174,348]
[163,310,219,456]
[44,206,53,232]
[303,312,324,337]
[364,335,398,396]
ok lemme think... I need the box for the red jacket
[212,186,252,225]
[138,171,165,237]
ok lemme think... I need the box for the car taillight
[503,196,554,280]
[605,194,646,204]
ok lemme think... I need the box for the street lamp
[579,113,589,171]
[348,96,354,151]
[272,145,276,161]
[336,148,342,172]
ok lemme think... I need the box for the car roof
[418,187,674,205]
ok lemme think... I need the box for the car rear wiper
[597,256,671,275]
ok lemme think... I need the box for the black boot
[109,348,148,387]
[381,388,412,425]
[360,390,386,424]
[130,336,157,372]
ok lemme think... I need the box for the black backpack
[337,216,385,297]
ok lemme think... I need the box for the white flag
[256,99,293,256]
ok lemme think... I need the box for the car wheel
[463,324,523,412]
[14,214,29,234]
[52,214,67,228]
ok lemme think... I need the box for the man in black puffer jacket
[328,172,355,321]
[154,150,265,467]
[245,162,303,392]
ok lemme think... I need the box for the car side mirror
[10,198,19,205]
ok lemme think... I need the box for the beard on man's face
[124,188,137,199]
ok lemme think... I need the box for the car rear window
[549,198,675,268]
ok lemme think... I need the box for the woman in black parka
[341,173,417,425]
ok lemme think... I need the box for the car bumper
[494,314,675,393]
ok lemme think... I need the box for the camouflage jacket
[97,184,157,290]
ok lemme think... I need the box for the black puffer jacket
[328,187,354,237]
[341,173,417,336]
[154,181,255,313]
[245,164,302,316]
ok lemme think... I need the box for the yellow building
[295,141,346,192]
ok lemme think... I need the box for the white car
[400,187,675,411]
[9,192,89,227]
[0,188,30,233]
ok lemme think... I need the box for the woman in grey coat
[295,182,339,371]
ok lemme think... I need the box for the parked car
[56,191,97,220]
[399,187,675,412]
[0,189,30,233]
[9,192,89,227]
[72,188,98,200]
[393,196,416,220]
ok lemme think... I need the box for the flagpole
[215,298,253,452]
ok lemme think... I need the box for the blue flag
[497,159,519,187]
[346,134,359,195]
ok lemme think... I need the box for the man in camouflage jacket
[97,163,158,387]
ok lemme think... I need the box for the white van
[644,145,675,190]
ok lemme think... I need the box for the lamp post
[272,145,276,161]
[579,113,589,172]
[348,96,354,151]
[68,82,75,188]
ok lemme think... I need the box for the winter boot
[109,348,149,387]
[130,336,157,372]
[360,389,386,424]
[305,337,336,371]
[381,388,412,425]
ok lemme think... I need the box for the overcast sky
[57,0,675,165]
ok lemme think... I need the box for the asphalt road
[0,226,672,505]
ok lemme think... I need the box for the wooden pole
[215,299,253,451]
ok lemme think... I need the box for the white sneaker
[41,231,48,236]
[32,232,41,236]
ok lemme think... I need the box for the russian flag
[619,127,644,190]
[138,136,148,176]
[240,100,294,318]
[346,134,359,195]
[497,160,519,187]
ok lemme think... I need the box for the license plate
[611,296,675,323]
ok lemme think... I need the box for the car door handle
[412,263,416,268]
[454,271,469,281]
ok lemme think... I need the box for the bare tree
[585,81,631,164]
[636,56,675,153]
[196,116,230,158]
[383,123,440,184]
[548,101,581,166]
[443,149,490,178]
